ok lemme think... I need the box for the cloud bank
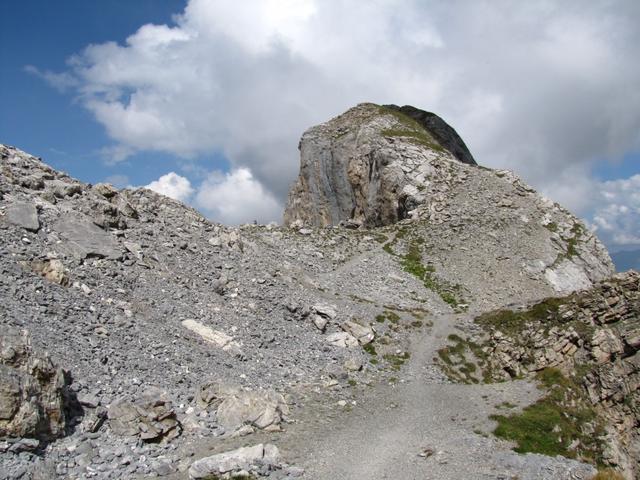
[41,0,640,241]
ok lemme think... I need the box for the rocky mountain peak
[284,102,476,228]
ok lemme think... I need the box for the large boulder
[189,443,281,479]
[107,387,181,443]
[3,201,40,232]
[53,214,122,260]
[216,389,289,431]
[0,329,73,441]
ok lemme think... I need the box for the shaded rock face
[474,271,639,479]
[0,329,74,442]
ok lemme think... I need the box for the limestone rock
[325,332,359,348]
[216,389,289,431]
[310,303,337,332]
[284,103,478,228]
[196,382,241,409]
[107,387,181,443]
[182,319,244,358]
[4,201,39,232]
[53,215,121,259]
[188,443,281,479]
[28,258,70,286]
[341,319,375,345]
[0,329,72,441]
[383,104,477,166]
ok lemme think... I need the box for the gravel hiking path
[277,314,597,480]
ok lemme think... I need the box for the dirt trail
[278,314,597,480]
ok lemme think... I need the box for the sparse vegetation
[383,351,411,370]
[475,296,595,344]
[590,469,626,480]
[363,343,377,356]
[436,333,488,384]
[566,223,583,258]
[377,106,446,153]
[380,227,466,309]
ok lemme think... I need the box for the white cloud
[194,168,282,225]
[38,0,640,237]
[24,65,79,92]
[145,172,194,202]
[592,174,640,247]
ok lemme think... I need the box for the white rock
[188,444,280,479]
[325,332,358,348]
[181,319,244,358]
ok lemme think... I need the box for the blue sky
[1,0,639,254]
[0,0,223,188]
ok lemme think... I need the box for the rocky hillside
[0,102,628,480]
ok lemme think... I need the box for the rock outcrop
[0,328,74,443]
[189,443,281,479]
[458,272,639,478]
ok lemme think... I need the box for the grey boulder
[107,387,181,443]
[54,214,121,259]
[4,201,39,232]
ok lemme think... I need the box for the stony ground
[0,143,619,479]
[181,314,597,480]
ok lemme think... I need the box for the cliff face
[284,103,472,228]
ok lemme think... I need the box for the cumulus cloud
[194,168,282,225]
[145,172,194,202]
[592,175,640,247]
[38,0,640,239]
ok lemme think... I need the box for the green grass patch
[566,223,583,258]
[476,297,567,337]
[363,343,377,356]
[377,106,446,153]
[491,368,604,464]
